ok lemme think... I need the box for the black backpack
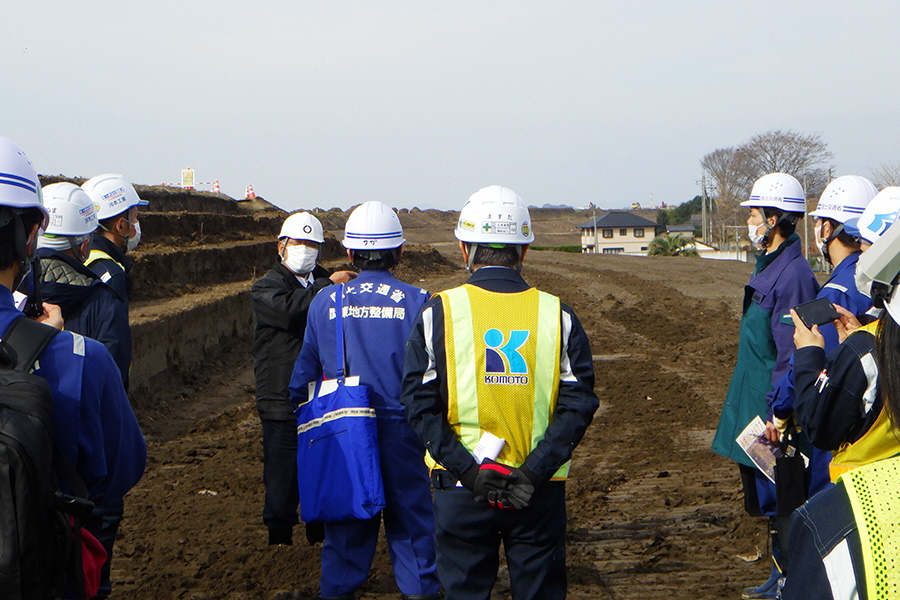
[0,317,94,600]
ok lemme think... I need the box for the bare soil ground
[112,233,776,599]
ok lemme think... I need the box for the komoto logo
[483,328,529,385]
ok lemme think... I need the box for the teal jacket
[711,234,818,466]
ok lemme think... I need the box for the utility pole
[592,204,598,254]
[701,175,708,244]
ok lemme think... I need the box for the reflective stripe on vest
[439,284,569,479]
[839,455,900,598]
[85,249,124,271]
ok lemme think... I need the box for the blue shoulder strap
[334,284,345,383]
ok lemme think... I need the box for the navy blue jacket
[87,233,132,308]
[36,248,131,388]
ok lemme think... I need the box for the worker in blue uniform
[0,136,146,598]
[290,201,440,600]
[401,186,598,600]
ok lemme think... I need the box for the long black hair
[875,314,900,427]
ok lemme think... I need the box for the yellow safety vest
[85,249,124,271]
[830,323,900,482]
[438,284,569,479]
[839,455,900,598]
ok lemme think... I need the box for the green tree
[647,234,699,257]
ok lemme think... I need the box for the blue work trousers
[320,420,439,598]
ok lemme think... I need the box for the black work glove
[487,466,541,510]
[475,459,517,502]
[458,459,515,501]
[305,521,325,545]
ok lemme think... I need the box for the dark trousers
[433,480,567,600]
[261,418,300,532]
[84,498,124,600]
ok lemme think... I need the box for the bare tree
[871,162,900,187]
[700,130,834,246]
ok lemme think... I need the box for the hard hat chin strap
[820,221,845,265]
[758,207,797,253]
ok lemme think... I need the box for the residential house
[579,212,663,255]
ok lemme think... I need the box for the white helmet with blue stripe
[342,201,405,250]
[809,175,877,223]
[0,136,49,228]
[741,173,807,213]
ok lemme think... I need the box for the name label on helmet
[102,187,128,207]
[482,220,517,235]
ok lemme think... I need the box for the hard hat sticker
[482,221,517,235]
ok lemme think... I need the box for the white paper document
[473,431,506,465]
[736,416,782,484]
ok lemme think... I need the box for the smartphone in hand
[793,297,841,329]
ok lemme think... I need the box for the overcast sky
[3,2,898,212]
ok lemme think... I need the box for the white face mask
[748,222,766,246]
[814,223,826,256]
[282,244,318,275]
[126,220,142,252]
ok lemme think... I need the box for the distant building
[578,212,663,255]
[666,224,696,239]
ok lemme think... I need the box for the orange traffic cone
[211,180,220,194]
[245,185,256,199]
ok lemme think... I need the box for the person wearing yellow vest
[781,198,900,599]
[401,185,599,600]
[81,174,148,311]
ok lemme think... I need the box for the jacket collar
[748,234,804,294]
[466,266,531,293]
[90,232,133,272]
[824,251,860,286]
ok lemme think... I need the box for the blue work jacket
[0,287,145,505]
[290,269,429,425]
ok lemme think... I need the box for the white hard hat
[809,175,877,223]
[741,173,806,213]
[342,201,405,250]
[0,136,48,228]
[857,187,900,245]
[41,183,98,237]
[455,185,534,245]
[279,212,324,243]
[81,174,148,220]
